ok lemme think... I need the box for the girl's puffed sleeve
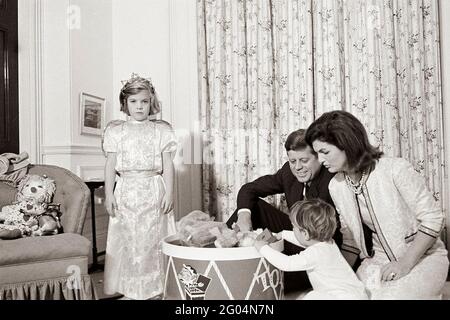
[158,120,178,154]
[102,120,123,155]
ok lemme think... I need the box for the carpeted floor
[89,258,450,300]
[283,281,450,300]
[89,256,122,300]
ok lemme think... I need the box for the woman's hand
[105,195,118,218]
[161,193,174,215]
[380,260,413,282]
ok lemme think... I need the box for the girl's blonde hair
[289,199,337,242]
[119,74,161,116]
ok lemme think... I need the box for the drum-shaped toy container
[162,235,284,300]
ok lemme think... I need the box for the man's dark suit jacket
[228,162,341,293]
[235,162,341,245]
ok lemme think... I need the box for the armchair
[0,164,96,300]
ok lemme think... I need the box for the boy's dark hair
[289,199,337,242]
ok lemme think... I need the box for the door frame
[18,0,43,164]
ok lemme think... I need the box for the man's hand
[236,210,252,232]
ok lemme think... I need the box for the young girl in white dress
[102,74,177,300]
[255,199,368,300]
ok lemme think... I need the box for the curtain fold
[338,0,446,220]
[198,0,445,224]
[198,0,315,220]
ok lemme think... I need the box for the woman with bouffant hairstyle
[305,110,383,174]
[305,110,448,299]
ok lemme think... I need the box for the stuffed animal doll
[0,174,61,239]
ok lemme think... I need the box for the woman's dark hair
[284,129,312,152]
[305,110,383,173]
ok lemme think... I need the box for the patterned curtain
[313,0,445,218]
[198,0,445,223]
[198,0,315,220]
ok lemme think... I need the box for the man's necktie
[303,183,309,200]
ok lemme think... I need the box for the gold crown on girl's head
[120,72,153,87]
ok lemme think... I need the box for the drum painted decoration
[162,235,284,300]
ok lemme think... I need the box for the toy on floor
[175,211,279,248]
[176,210,226,247]
[210,226,239,248]
[0,174,62,239]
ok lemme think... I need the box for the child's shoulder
[105,119,125,130]
[152,119,174,131]
[103,120,125,137]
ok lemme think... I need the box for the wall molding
[42,145,103,155]
[77,165,104,181]
[18,0,44,164]
[168,0,202,217]
[35,0,44,163]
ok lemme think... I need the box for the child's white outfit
[259,231,368,300]
[102,119,177,300]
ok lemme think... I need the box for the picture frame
[79,92,105,136]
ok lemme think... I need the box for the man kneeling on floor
[227,129,350,294]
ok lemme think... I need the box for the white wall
[112,0,171,121]
[19,0,113,180]
[111,0,202,217]
[41,0,71,148]
[165,1,203,217]
[19,0,202,217]
[68,0,113,180]
[70,0,114,145]
[18,0,42,163]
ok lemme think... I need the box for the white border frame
[79,92,105,136]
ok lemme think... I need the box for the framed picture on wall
[80,92,105,136]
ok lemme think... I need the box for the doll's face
[126,91,151,121]
[18,175,56,204]
[21,178,51,201]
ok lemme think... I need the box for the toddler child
[255,199,368,300]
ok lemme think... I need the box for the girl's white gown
[102,119,177,299]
